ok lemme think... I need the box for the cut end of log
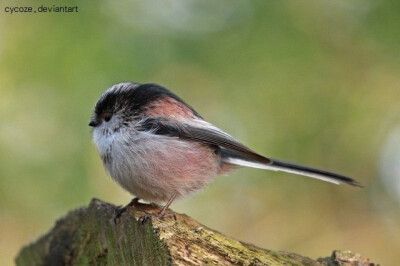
[16,198,377,265]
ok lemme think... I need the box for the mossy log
[16,199,376,265]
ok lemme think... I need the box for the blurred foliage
[1,0,400,265]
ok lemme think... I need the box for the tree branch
[16,199,376,265]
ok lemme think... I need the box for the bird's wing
[137,117,361,187]
[137,117,270,162]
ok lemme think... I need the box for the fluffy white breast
[92,126,115,156]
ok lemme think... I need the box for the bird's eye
[104,114,112,122]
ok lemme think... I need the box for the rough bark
[16,199,377,266]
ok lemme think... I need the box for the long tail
[222,149,362,187]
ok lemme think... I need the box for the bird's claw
[114,198,140,224]
[114,206,128,224]
[138,213,152,224]
[138,212,177,225]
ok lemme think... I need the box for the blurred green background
[1,0,400,265]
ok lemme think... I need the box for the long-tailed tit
[89,82,361,220]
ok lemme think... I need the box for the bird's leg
[138,194,177,224]
[158,193,177,217]
[114,197,140,224]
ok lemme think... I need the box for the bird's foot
[114,197,140,224]
[138,211,177,225]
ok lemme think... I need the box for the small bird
[89,82,361,220]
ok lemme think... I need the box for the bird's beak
[89,119,99,127]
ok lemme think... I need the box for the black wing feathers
[137,118,271,164]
